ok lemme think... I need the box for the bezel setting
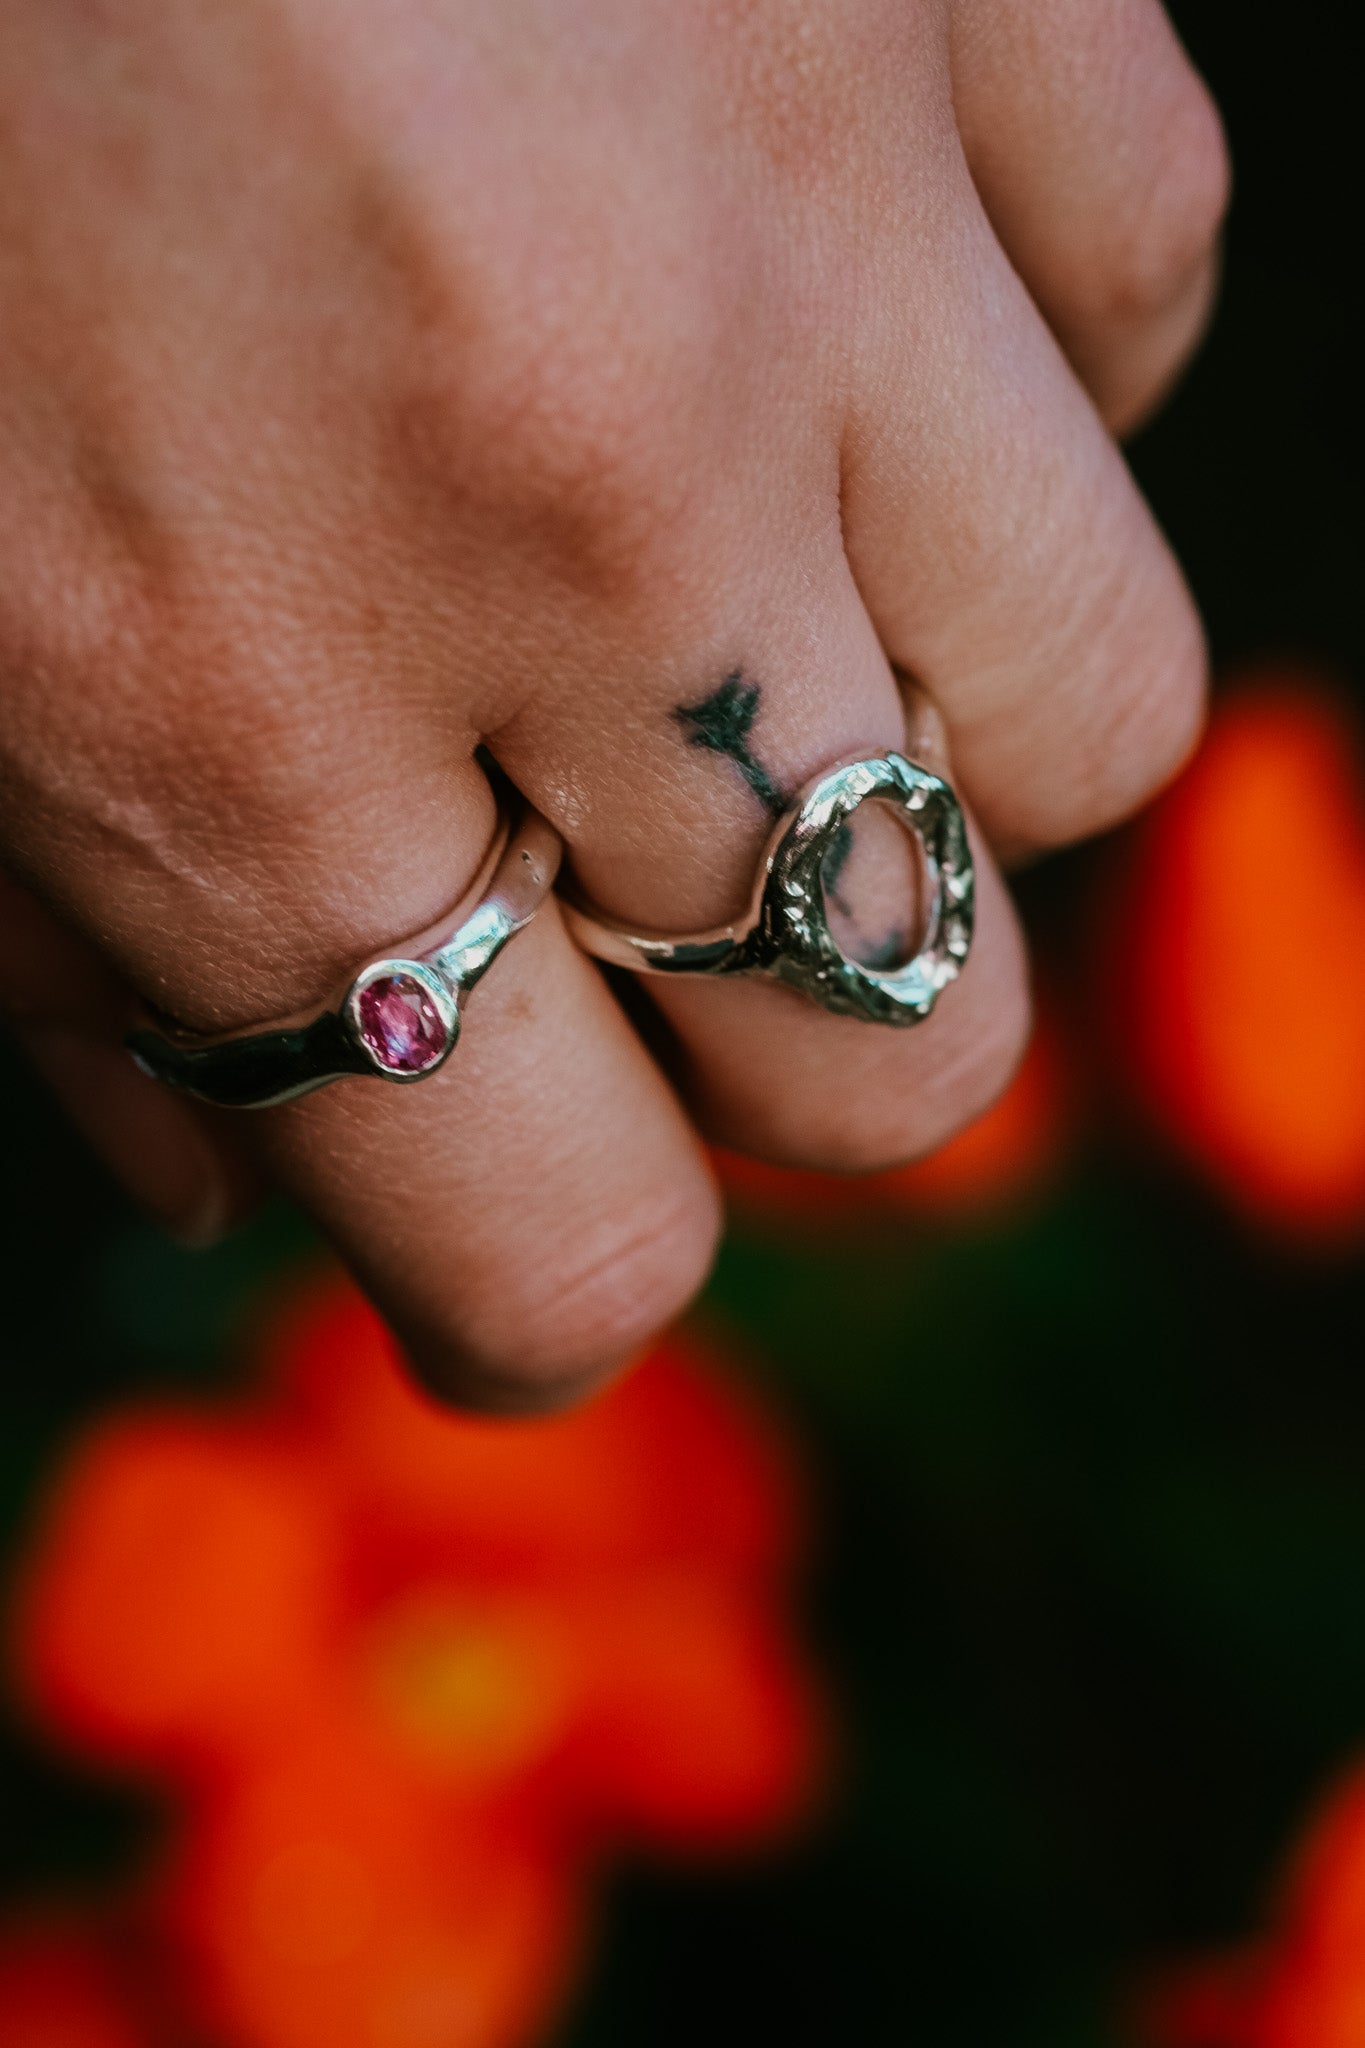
[345,960,460,1080]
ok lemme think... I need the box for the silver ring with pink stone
[127,802,563,1109]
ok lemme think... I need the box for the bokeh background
[3,2,1364,2043]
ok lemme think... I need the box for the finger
[494,528,1032,1175]
[950,0,1230,434]
[252,897,721,1411]
[660,818,1028,1172]
[842,136,1208,862]
[0,709,719,1407]
[0,867,256,1243]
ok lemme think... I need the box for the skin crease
[0,0,1229,1409]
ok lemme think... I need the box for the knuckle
[409,1188,722,1412]
[402,369,686,620]
[1066,589,1208,843]
[1094,82,1231,321]
[1099,608,1208,818]
[991,526,1210,856]
[394,259,718,618]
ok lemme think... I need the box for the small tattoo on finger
[672,672,785,816]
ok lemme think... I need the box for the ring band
[128,801,563,1108]
[563,752,973,1026]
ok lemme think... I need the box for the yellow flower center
[365,1595,571,1781]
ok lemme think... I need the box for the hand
[0,0,1228,1406]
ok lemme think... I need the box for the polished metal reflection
[564,752,974,1026]
[128,806,563,1108]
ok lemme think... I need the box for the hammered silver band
[563,752,974,1026]
[128,803,562,1109]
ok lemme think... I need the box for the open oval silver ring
[563,752,974,1026]
[128,801,563,1108]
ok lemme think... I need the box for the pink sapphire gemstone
[356,972,448,1075]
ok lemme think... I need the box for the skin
[674,676,788,818]
[0,0,1229,1409]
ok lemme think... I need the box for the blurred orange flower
[714,1001,1070,1229]
[1106,669,1365,1241]
[1138,1765,1365,2048]
[6,1280,824,2048]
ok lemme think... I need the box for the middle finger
[495,512,1030,1175]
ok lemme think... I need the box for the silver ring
[563,752,973,1026]
[128,803,563,1108]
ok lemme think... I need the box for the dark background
[2,3,1362,2041]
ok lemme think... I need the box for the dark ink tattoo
[858,928,911,972]
[673,678,911,969]
[820,822,911,966]
[673,672,785,816]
